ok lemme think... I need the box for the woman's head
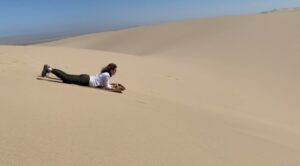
[101,63,117,76]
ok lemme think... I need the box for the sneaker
[41,64,50,77]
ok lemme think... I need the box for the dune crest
[40,9,300,58]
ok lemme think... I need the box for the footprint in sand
[136,100,147,104]
[165,75,179,80]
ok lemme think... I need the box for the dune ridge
[40,9,300,58]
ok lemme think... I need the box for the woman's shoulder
[100,72,110,77]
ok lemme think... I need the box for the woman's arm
[101,74,125,93]
[96,85,123,93]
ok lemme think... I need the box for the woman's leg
[51,69,90,86]
[51,69,71,83]
[41,65,90,86]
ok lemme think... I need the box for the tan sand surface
[1,9,300,166]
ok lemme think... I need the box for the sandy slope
[0,45,299,166]
[1,9,300,166]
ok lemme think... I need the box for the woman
[41,63,125,93]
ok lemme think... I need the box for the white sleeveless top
[89,72,112,89]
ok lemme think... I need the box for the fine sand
[1,9,300,166]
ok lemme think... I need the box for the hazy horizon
[1,0,300,44]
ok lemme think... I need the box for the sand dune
[1,9,300,166]
[40,9,300,59]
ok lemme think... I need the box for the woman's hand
[109,83,126,93]
[112,83,126,91]
[117,83,126,90]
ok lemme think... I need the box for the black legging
[51,69,90,86]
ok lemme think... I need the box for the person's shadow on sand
[36,76,63,83]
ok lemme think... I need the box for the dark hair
[101,63,117,76]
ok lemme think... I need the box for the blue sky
[1,0,300,41]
